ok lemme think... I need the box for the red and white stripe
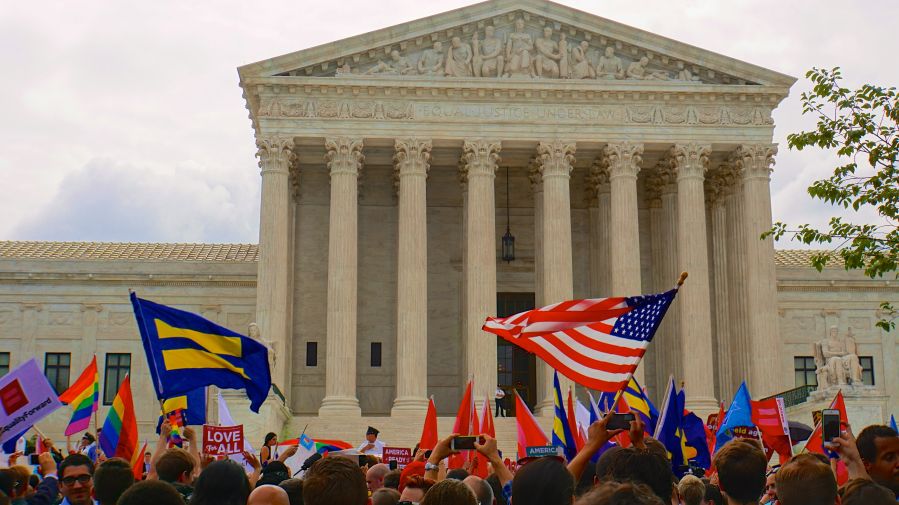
[483,297,647,392]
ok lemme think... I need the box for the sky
[1,0,895,245]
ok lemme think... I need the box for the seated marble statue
[814,325,864,389]
[596,47,624,79]
[365,50,414,75]
[626,56,670,80]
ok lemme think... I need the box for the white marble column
[461,140,501,410]
[734,144,783,397]
[392,138,432,414]
[255,135,295,396]
[604,142,645,384]
[535,140,576,415]
[670,143,717,414]
[319,137,364,416]
[706,168,733,402]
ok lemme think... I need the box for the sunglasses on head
[61,475,92,486]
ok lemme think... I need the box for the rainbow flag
[99,374,139,463]
[58,356,99,436]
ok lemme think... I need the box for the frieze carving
[256,96,773,127]
[282,14,756,86]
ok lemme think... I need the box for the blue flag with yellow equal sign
[130,293,271,412]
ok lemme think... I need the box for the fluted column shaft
[605,142,645,383]
[319,137,364,415]
[735,145,783,397]
[671,143,717,414]
[392,139,432,413]
[461,140,501,410]
[255,135,295,396]
[534,140,576,415]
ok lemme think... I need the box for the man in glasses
[58,454,95,505]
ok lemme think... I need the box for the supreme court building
[1,0,897,447]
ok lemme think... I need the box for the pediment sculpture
[288,15,754,85]
[813,325,865,390]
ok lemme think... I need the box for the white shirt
[357,439,386,456]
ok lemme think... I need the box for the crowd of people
[1,409,897,505]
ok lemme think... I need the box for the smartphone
[388,460,398,471]
[822,409,841,443]
[451,436,478,451]
[29,454,40,465]
[607,412,636,430]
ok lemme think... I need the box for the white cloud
[0,0,896,244]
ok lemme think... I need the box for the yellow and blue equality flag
[551,371,578,462]
[131,293,271,412]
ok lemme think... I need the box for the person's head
[257,461,291,488]
[249,485,290,505]
[366,463,389,492]
[421,479,477,505]
[117,480,184,505]
[279,478,304,505]
[602,448,674,504]
[371,487,400,505]
[678,475,705,505]
[574,480,665,505]
[713,439,766,505]
[264,432,279,448]
[383,469,402,490]
[94,457,135,505]
[303,455,367,505]
[445,468,469,481]
[399,475,435,503]
[366,426,380,443]
[856,424,899,496]
[775,452,836,505]
[155,448,195,484]
[840,477,896,505]
[762,469,777,503]
[191,460,252,505]
[512,457,575,505]
[59,453,95,505]
[463,475,493,505]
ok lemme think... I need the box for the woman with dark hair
[189,460,251,505]
[259,432,279,465]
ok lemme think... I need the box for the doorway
[496,292,537,415]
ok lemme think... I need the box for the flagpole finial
[677,272,688,287]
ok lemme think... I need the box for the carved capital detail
[585,157,611,204]
[732,144,777,179]
[255,135,296,174]
[536,140,576,178]
[460,139,502,180]
[601,142,643,179]
[324,137,364,177]
[669,143,711,180]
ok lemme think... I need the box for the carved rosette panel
[670,143,711,180]
[256,135,296,174]
[460,140,502,180]
[732,144,777,180]
[585,157,611,204]
[536,140,576,177]
[324,137,365,177]
[601,142,643,178]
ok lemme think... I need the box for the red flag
[418,397,438,451]
[131,442,148,480]
[751,397,792,463]
[566,388,584,451]
[448,381,474,469]
[804,391,847,455]
[515,392,548,460]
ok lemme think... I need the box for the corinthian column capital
[394,138,432,178]
[601,142,643,178]
[324,137,364,177]
[256,135,296,173]
[732,144,777,180]
[536,140,576,177]
[670,143,711,180]
[460,140,502,180]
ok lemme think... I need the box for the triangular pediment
[238,0,795,88]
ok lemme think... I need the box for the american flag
[482,289,678,392]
